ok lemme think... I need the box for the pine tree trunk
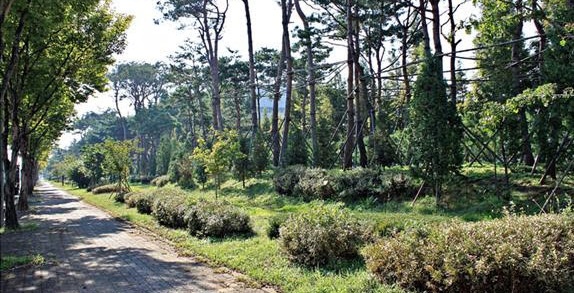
[242,0,258,136]
[343,0,356,170]
[294,0,318,167]
[279,0,293,167]
[272,44,287,167]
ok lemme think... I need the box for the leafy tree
[101,139,140,193]
[192,130,244,197]
[81,144,106,186]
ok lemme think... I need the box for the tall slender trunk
[419,0,431,56]
[353,7,367,168]
[429,0,442,66]
[18,150,34,211]
[343,0,355,169]
[294,0,318,167]
[271,47,286,167]
[447,0,458,105]
[279,0,293,167]
[242,0,258,136]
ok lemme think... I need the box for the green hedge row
[362,214,574,293]
[274,166,413,201]
[124,188,252,238]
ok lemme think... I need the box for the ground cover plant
[0,254,45,271]
[54,164,573,292]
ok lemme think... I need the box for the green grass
[52,166,573,292]
[0,222,39,235]
[1,254,44,271]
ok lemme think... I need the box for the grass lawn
[54,164,573,292]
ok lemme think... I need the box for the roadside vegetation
[54,163,573,293]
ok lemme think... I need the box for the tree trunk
[18,151,34,211]
[429,0,442,65]
[242,0,258,136]
[447,0,458,105]
[279,0,293,167]
[272,44,287,167]
[294,0,318,167]
[419,0,431,56]
[353,9,367,168]
[343,0,355,170]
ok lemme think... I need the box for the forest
[1,0,573,292]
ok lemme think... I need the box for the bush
[69,165,91,188]
[273,165,306,195]
[91,184,125,194]
[151,175,170,187]
[362,214,574,293]
[113,192,127,203]
[266,214,289,239]
[279,203,372,267]
[124,191,155,214]
[185,199,252,238]
[295,168,335,200]
[151,188,188,228]
[274,166,414,202]
[330,168,383,200]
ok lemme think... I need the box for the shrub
[330,168,383,200]
[151,188,188,228]
[124,191,155,214]
[69,164,91,188]
[124,192,138,208]
[266,214,289,239]
[113,192,127,203]
[362,214,574,293]
[279,203,372,267]
[185,199,252,238]
[151,175,170,187]
[295,168,335,200]
[273,165,306,195]
[274,166,414,202]
[91,184,125,194]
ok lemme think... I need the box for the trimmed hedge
[151,175,170,187]
[151,188,188,228]
[274,166,414,202]
[91,184,125,195]
[279,203,372,267]
[362,214,574,293]
[185,199,252,238]
[266,214,289,239]
[124,191,155,214]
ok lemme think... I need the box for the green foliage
[0,254,45,271]
[91,184,125,195]
[101,139,140,193]
[185,199,252,238]
[285,126,308,166]
[273,165,307,195]
[151,175,171,187]
[279,203,372,267]
[151,188,188,228]
[251,131,269,176]
[274,166,414,202]
[192,130,244,195]
[125,191,155,214]
[155,135,179,176]
[407,56,463,199]
[68,162,91,189]
[233,135,252,187]
[363,214,574,293]
[81,144,106,185]
[266,213,289,239]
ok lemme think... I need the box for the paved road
[1,182,271,292]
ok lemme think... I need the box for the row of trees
[51,0,573,204]
[0,0,130,228]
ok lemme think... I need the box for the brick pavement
[1,182,272,292]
